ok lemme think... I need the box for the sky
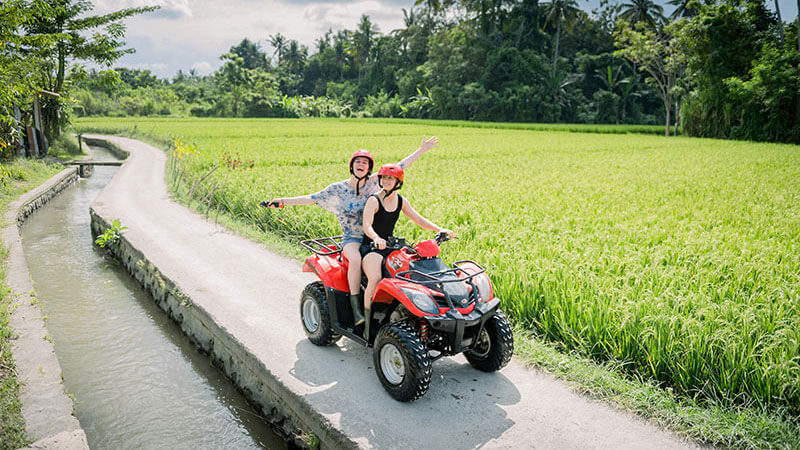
[92,0,799,79]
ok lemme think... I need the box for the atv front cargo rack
[395,260,487,310]
[300,235,343,255]
[395,260,486,286]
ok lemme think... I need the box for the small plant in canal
[95,219,127,248]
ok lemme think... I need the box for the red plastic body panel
[302,254,349,292]
[372,278,476,316]
[415,239,440,258]
[384,248,412,278]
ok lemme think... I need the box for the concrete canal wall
[89,210,344,449]
[3,166,89,449]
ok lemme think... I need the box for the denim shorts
[341,235,362,247]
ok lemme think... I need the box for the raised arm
[278,195,314,206]
[262,194,314,208]
[401,199,453,237]
[398,135,439,169]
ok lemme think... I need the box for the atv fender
[372,279,441,316]
[302,255,349,292]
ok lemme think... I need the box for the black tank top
[362,194,403,245]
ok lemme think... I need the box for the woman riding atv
[361,164,455,322]
[262,136,439,326]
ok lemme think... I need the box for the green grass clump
[76,117,800,444]
[0,157,63,449]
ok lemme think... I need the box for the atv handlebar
[371,233,451,251]
[370,236,415,253]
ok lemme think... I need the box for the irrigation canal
[20,146,285,449]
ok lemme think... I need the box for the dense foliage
[678,0,800,143]
[78,117,800,424]
[72,1,668,126]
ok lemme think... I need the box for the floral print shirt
[311,177,380,239]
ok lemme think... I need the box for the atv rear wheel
[465,310,514,372]
[300,281,341,346]
[373,322,432,402]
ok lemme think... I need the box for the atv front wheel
[300,281,341,346]
[373,322,432,402]
[465,310,514,372]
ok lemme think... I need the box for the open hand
[420,135,438,152]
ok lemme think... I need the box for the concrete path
[88,135,697,449]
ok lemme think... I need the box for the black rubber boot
[350,294,365,327]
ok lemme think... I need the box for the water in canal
[20,147,286,449]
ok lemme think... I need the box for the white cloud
[128,62,168,71]
[191,61,214,75]
[91,0,415,78]
[94,0,192,19]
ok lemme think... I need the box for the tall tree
[24,0,156,138]
[615,21,685,136]
[666,0,695,20]
[352,14,379,82]
[542,0,580,74]
[230,38,268,70]
[332,31,349,80]
[773,0,783,45]
[284,40,307,74]
[269,33,287,66]
[0,1,52,150]
[620,0,665,28]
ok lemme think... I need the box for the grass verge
[514,329,800,449]
[0,157,64,449]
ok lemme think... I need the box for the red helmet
[377,164,404,183]
[349,150,374,177]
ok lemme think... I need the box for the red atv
[299,232,514,402]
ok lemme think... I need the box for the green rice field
[77,117,800,418]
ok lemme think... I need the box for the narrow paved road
[89,135,696,449]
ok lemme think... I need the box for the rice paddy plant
[77,117,800,417]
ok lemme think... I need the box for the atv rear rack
[300,235,344,255]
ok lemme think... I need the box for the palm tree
[541,0,580,75]
[352,14,379,82]
[316,29,332,53]
[333,31,349,80]
[269,33,286,66]
[666,0,695,20]
[620,0,664,28]
[284,40,307,74]
[774,0,784,45]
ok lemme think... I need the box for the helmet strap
[352,172,369,195]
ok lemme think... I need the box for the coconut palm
[620,0,665,28]
[774,0,783,45]
[541,0,580,74]
[666,0,695,20]
[283,40,307,74]
[269,33,286,66]
[352,14,379,82]
[333,31,349,80]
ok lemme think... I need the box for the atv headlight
[401,288,439,314]
[474,274,493,302]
